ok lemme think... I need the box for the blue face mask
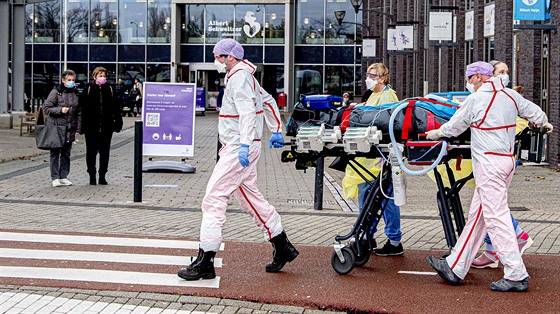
[65,81,76,89]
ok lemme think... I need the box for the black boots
[178,248,216,281]
[98,176,108,185]
[266,231,299,272]
[89,173,96,185]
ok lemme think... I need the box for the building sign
[514,0,549,21]
[429,12,453,41]
[396,25,414,49]
[207,11,262,38]
[387,28,398,51]
[484,4,495,37]
[465,11,474,41]
[362,39,376,57]
[142,83,196,158]
[196,87,205,112]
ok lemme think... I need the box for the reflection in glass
[296,0,324,44]
[33,63,60,98]
[66,0,89,43]
[33,2,61,43]
[148,0,171,43]
[25,6,34,43]
[265,5,285,44]
[119,64,145,88]
[120,0,146,43]
[147,64,171,82]
[205,4,234,44]
[235,5,263,45]
[325,66,354,96]
[90,0,118,43]
[294,65,323,99]
[182,4,205,43]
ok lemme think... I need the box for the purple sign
[196,87,205,111]
[142,82,196,157]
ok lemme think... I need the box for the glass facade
[23,0,363,101]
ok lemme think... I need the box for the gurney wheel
[352,240,370,266]
[331,247,355,275]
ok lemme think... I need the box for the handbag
[35,107,67,150]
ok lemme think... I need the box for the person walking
[470,60,533,269]
[342,63,403,256]
[178,38,297,281]
[80,66,123,185]
[130,78,143,117]
[43,69,81,187]
[426,61,553,292]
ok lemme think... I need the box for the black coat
[43,85,81,143]
[79,83,123,134]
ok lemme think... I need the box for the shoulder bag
[35,106,67,150]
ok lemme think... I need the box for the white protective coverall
[439,76,549,281]
[200,60,284,252]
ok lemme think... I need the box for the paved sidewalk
[1,112,560,313]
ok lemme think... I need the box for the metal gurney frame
[281,137,473,275]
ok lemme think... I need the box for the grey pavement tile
[194,304,212,311]
[260,304,305,313]
[137,292,180,302]
[178,295,222,305]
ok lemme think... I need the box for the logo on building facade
[522,0,537,5]
[243,11,261,38]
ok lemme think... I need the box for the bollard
[134,120,142,202]
[314,155,324,210]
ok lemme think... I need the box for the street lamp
[334,10,346,26]
[351,0,363,15]
[130,21,141,37]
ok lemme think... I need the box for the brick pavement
[1,112,560,312]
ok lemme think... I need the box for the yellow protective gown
[342,88,398,198]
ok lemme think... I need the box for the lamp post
[334,10,346,26]
[351,0,362,15]
[130,21,140,37]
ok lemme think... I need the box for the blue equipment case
[300,95,343,110]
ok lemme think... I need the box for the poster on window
[142,82,196,158]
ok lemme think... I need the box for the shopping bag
[35,124,66,150]
[35,107,66,150]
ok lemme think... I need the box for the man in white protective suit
[425,61,553,292]
[178,38,298,281]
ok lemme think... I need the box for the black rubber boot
[266,231,299,273]
[178,248,216,281]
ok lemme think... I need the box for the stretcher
[281,97,474,274]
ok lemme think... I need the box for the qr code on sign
[145,113,160,127]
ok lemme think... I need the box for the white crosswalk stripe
[0,231,222,289]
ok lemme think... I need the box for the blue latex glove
[269,132,284,148]
[238,144,250,168]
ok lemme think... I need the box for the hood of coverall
[475,76,506,93]
[224,59,258,85]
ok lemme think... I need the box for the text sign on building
[429,12,453,41]
[142,82,196,158]
[514,0,548,21]
[207,11,262,38]
[387,26,414,50]
[484,4,495,37]
[362,39,376,57]
[465,11,474,41]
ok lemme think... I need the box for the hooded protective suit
[439,76,548,281]
[200,59,284,252]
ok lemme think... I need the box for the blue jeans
[484,214,519,244]
[358,181,402,242]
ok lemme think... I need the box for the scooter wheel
[331,247,355,275]
[352,239,370,267]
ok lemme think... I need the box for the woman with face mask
[79,66,123,185]
[343,63,404,257]
[43,69,81,187]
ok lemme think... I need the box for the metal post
[314,155,324,210]
[134,120,143,202]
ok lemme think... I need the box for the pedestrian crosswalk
[0,231,223,289]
